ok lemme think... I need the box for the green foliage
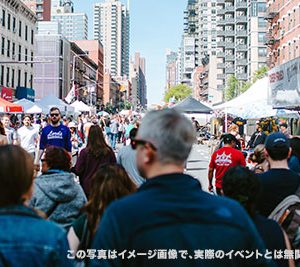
[225,75,239,101]
[240,81,251,94]
[252,66,269,83]
[164,84,192,103]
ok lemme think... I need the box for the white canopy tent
[37,95,74,114]
[14,99,35,111]
[26,105,43,114]
[213,77,297,119]
[70,100,91,113]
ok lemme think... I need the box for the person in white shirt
[1,115,17,144]
[17,115,39,158]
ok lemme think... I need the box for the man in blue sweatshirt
[39,107,71,158]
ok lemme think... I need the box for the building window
[0,66,4,85]
[6,67,9,87]
[17,69,21,87]
[25,25,28,41]
[257,2,266,13]
[12,17,16,32]
[31,52,33,68]
[11,69,14,88]
[2,10,5,27]
[24,72,27,87]
[7,40,10,57]
[258,17,266,28]
[258,47,267,57]
[25,48,28,65]
[31,29,34,45]
[30,75,33,88]
[7,13,10,30]
[12,42,15,58]
[19,21,22,37]
[258,32,266,43]
[1,37,4,55]
[18,45,21,61]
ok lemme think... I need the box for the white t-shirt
[17,126,39,153]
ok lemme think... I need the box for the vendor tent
[37,95,74,114]
[70,100,91,112]
[14,98,35,111]
[0,98,23,113]
[213,77,297,119]
[26,105,43,114]
[172,96,213,114]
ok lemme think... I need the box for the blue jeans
[110,133,117,149]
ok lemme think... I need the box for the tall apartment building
[198,0,218,63]
[165,50,178,91]
[0,0,37,99]
[265,0,300,67]
[51,14,88,41]
[181,0,198,85]
[51,0,88,41]
[216,0,268,92]
[33,21,71,99]
[93,0,130,78]
[129,52,147,108]
[22,0,51,21]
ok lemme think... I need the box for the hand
[208,184,214,192]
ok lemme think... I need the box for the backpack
[268,189,300,249]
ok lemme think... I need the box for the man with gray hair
[90,109,273,267]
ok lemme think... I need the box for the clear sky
[73,0,187,105]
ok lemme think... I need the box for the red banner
[1,87,13,101]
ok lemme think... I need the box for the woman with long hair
[0,121,7,145]
[73,125,116,197]
[68,163,136,252]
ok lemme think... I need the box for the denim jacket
[0,205,73,267]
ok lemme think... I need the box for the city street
[186,144,210,192]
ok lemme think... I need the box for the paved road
[185,144,210,192]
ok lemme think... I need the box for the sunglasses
[50,113,60,117]
[131,139,157,151]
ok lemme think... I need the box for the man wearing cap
[208,134,246,195]
[247,121,267,149]
[256,132,300,216]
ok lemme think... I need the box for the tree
[225,75,239,101]
[164,84,192,103]
[252,66,269,83]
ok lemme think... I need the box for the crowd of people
[0,108,299,266]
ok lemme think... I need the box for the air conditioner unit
[13,28,17,33]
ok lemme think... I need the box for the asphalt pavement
[185,144,210,192]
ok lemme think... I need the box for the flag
[65,84,76,104]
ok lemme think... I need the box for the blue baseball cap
[265,132,290,150]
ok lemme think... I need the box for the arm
[208,167,214,192]
[73,149,87,177]
[65,128,72,153]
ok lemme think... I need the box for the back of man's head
[222,134,237,146]
[137,109,196,164]
[129,128,138,141]
[265,132,290,161]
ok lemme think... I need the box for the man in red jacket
[208,134,246,195]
